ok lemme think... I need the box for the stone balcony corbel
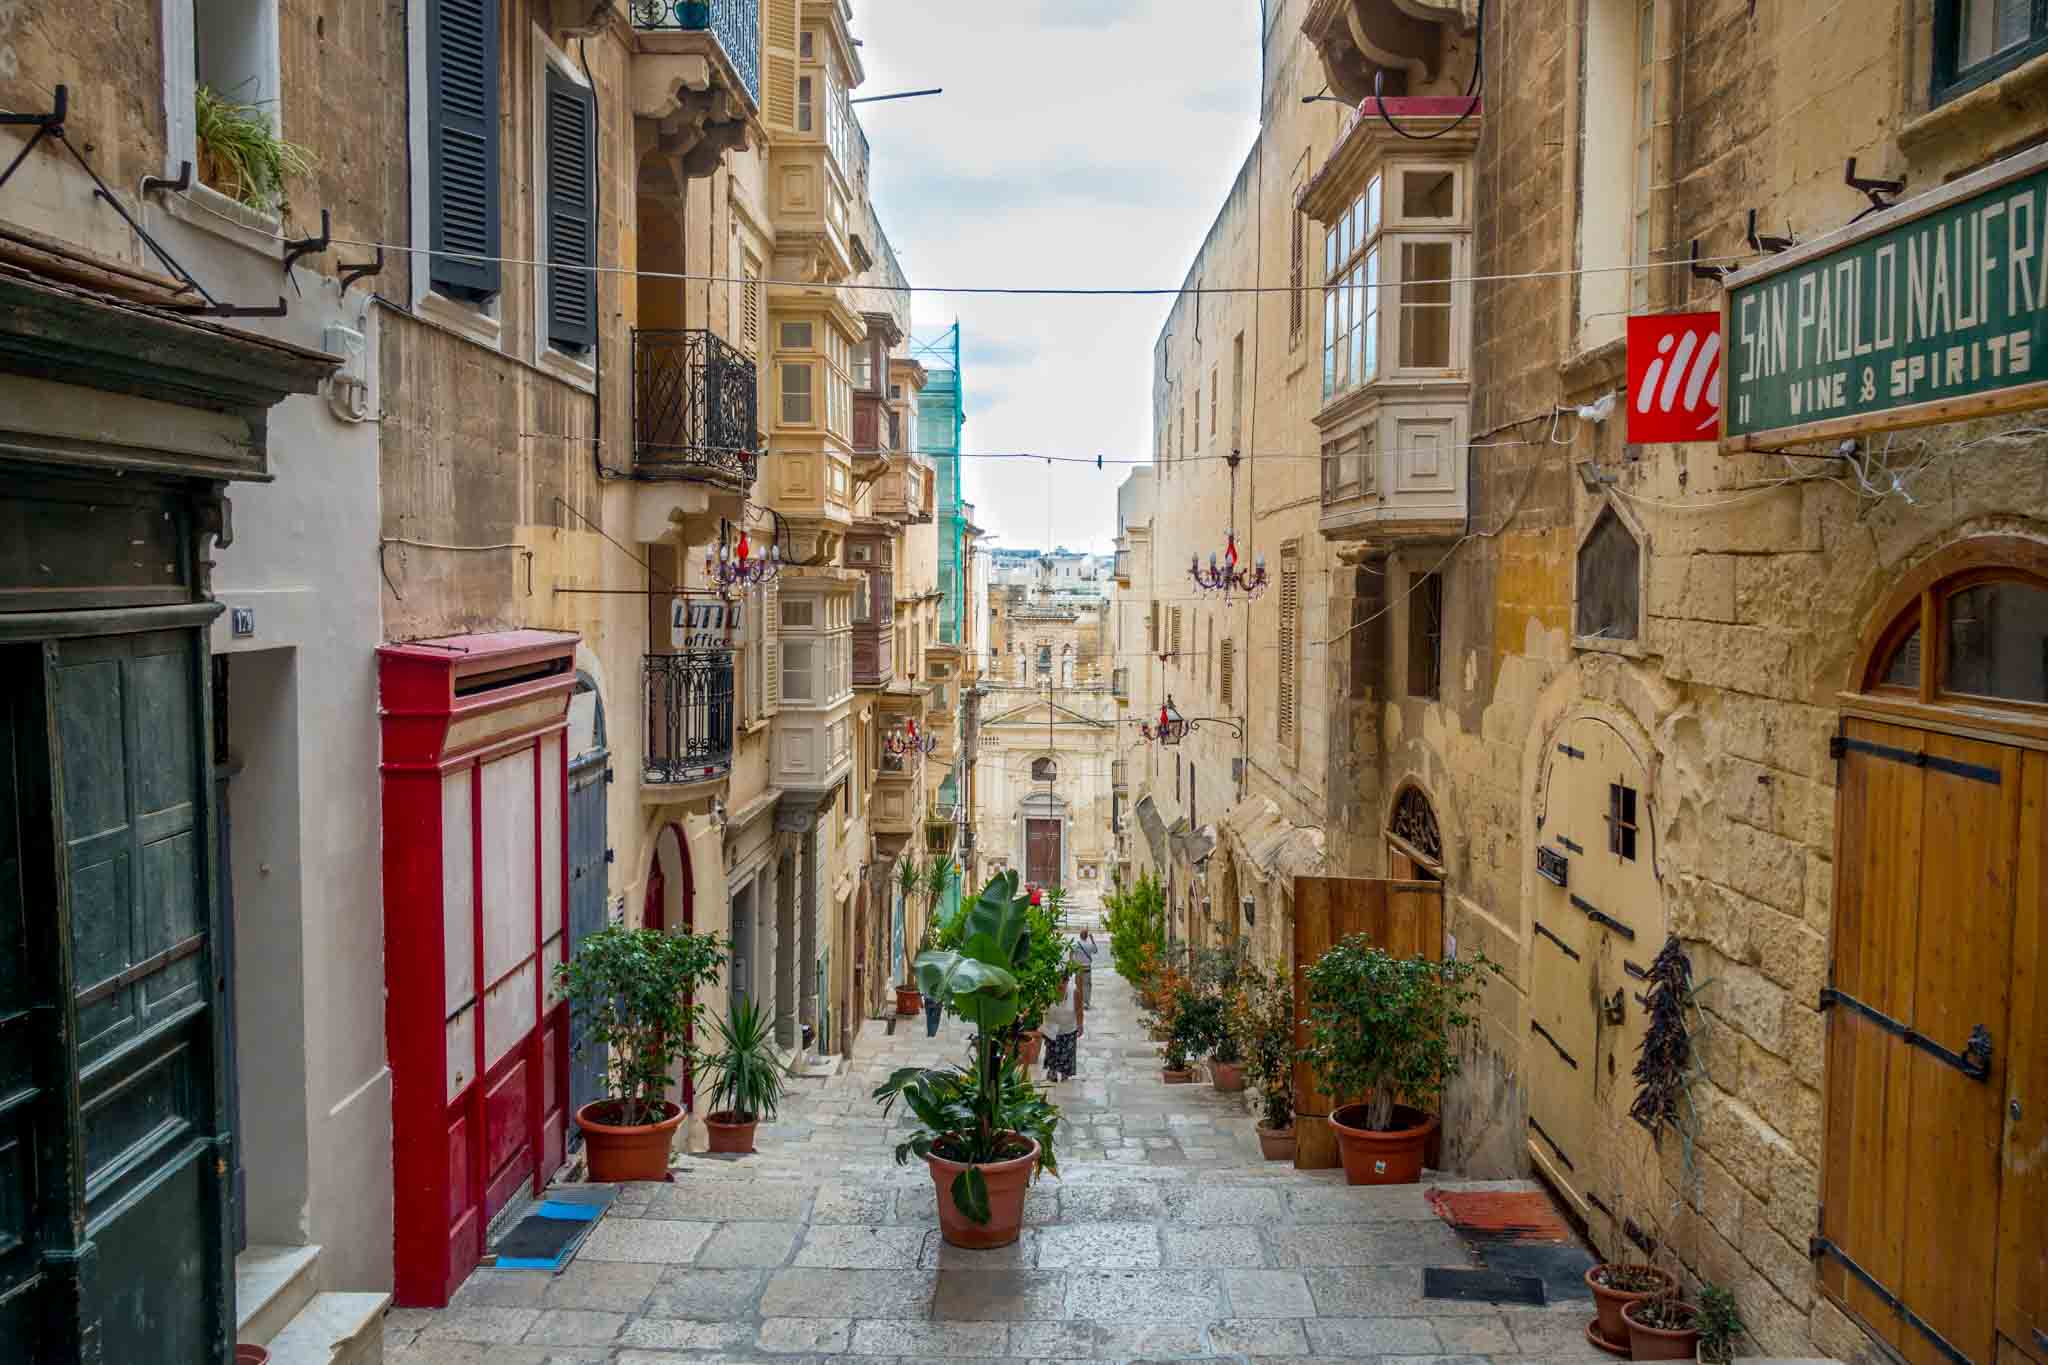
[1302,0,1476,103]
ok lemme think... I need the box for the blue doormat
[490,1187,617,1271]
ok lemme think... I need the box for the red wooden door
[1026,818,1061,888]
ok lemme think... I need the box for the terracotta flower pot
[1328,1102,1436,1185]
[895,985,923,1016]
[1622,1296,1701,1360]
[234,1348,270,1365]
[926,1135,1040,1248]
[577,1099,683,1182]
[1211,1061,1246,1092]
[1161,1067,1195,1083]
[1585,1264,1676,1341]
[704,1109,759,1154]
[1255,1123,1297,1161]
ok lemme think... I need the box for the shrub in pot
[1301,934,1499,1185]
[1694,1282,1744,1364]
[699,994,790,1154]
[874,870,1061,1248]
[1011,891,1074,1069]
[1583,1262,1675,1344]
[1622,1293,1702,1360]
[1231,960,1298,1159]
[894,857,925,1015]
[555,925,726,1181]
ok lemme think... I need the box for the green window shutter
[427,0,501,301]
[544,65,597,352]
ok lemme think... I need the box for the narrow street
[385,916,1598,1364]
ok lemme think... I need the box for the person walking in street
[1043,971,1080,1082]
[1069,929,1096,1034]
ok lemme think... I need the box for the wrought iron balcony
[629,0,761,107]
[643,650,735,785]
[632,328,759,488]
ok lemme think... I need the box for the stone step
[235,1243,322,1347]
[260,1291,390,1365]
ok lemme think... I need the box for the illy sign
[1627,312,1722,442]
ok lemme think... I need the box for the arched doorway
[1385,782,1445,881]
[1823,539,2047,1365]
[649,824,696,1108]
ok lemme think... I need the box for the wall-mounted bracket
[339,246,386,295]
[1689,238,1729,282]
[283,209,332,276]
[1845,157,1906,223]
[1747,208,1795,254]
[0,83,68,191]
[141,160,193,198]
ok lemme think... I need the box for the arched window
[1854,543,2048,710]
[1387,783,1443,872]
[1032,757,1057,782]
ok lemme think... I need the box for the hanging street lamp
[1188,450,1267,599]
[707,523,780,597]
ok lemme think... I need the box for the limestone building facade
[1134,2,2048,1361]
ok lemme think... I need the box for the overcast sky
[855,1,1263,554]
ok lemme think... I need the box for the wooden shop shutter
[544,65,597,352]
[1278,545,1300,743]
[763,0,800,130]
[1221,638,1234,709]
[426,0,501,300]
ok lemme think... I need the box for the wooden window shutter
[1148,600,1159,652]
[742,264,761,354]
[1172,607,1183,662]
[763,0,799,129]
[1289,207,1305,340]
[544,66,597,352]
[1221,638,1234,708]
[426,0,501,301]
[763,582,782,715]
[1278,547,1300,743]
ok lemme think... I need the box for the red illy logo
[1626,312,1722,442]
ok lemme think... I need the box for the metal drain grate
[1421,1267,1547,1306]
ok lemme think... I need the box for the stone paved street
[385,921,1600,1364]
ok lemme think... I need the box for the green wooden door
[55,629,227,1363]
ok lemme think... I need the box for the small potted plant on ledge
[556,924,726,1182]
[1302,934,1498,1185]
[195,84,315,215]
[1233,960,1297,1159]
[699,994,790,1154]
[874,871,1061,1248]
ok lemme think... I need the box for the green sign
[1726,147,2048,444]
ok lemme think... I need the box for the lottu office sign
[1723,144,2048,449]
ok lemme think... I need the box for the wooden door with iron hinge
[1291,875,1444,1170]
[1823,715,2042,1365]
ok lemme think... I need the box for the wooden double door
[1826,716,2044,1365]
[1026,818,1061,889]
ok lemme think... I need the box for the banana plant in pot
[555,925,726,1182]
[699,994,791,1154]
[1302,934,1499,1185]
[894,857,925,1015]
[873,870,1061,1248]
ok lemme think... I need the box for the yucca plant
[194,85,316,215]
[700,995,790,1124]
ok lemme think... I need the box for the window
[1209,367,1219,439]
[1148,600,1160,652]
[1398,241,1453,368]
[782,596,815,627]
[1607,782,1639,861]
[1278,544,1300,746]
[1032,757,1057,782]
[782,640,815,702]
[798,75,814,131]
[741,260,762,354]
[853,336,876,392]
[1408,571,1442,700]
[799,28,814,58]
[1934,0,2048,103]
[1577,0,1647,346]
[1946,579,2048,702]
[780,320,814,350]
[1220,638,1234,708]
[1323,174,1382,398]
[780,363,813,424]
[187,0,282,201]
[542,61,596,353]
[1575,505,1642,643]
[1289,165,1308,344]
[1206,618,1215,692]
[1630,0,1655,312]
[425,0,502,301]
[1231,335,1245,447]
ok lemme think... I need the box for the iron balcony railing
[632,328,759,487]
[629,0,761,106]
[643,650,736,785]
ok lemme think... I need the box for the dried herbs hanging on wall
[1630,935,1697,1131]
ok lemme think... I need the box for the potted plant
[1583,1262,1675,1348]
[894,857,924,1015]
[1010,888,1072,1069]
[1161,984,1204,1082]
[1232,961,1298,1159]
[699,994,791,1154]
[1208,1012,1247,1092]
[555,925,726,1182]
[1622,1292,1703,1360]
[194,85,315,215]
[1694,1282,1744,1364]
[874,871,1060,1248]
[1301,934,1499,1185]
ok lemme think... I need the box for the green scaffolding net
[912,323,965,644]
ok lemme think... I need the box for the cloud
[1184,83,1253,115]
[1036,0,1146,29]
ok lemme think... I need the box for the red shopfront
[379,631,577,1307]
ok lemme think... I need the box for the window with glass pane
[798,75,814,132]
[1944,579,2048,702]
[1400,169,1457,220]
[1323,174,1386,399]
[780,321,814,350]
[1398,241,1453,368]
[782,596,815,627]
[781,364,813,424]
[1631,0,1655,310]
[1938,0,2045,99]
[782,640,815,701]
[1880,627,1921,690]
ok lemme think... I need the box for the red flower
[1028,886,1043,906]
